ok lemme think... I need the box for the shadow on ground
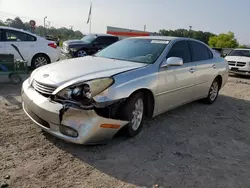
[44,95,250,187]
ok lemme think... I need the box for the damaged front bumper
[21,79,128,144]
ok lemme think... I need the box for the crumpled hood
[225,56,250,62]
[32,56,147,86]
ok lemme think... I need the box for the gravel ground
[0,75,250,188]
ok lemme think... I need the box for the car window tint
[167,41,191,63]
[190,41,211,61]
[0,30,2,41]
[96,37,116,45]
[5,30,36,42]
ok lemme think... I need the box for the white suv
[0,26,60,69]
[225,48,250,75]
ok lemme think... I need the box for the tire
[31,54,50,69]
[122,93,145,137]
[203,78,220,104]
[76,50,87,57]
[9,73,22,85]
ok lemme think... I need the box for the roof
[133,36,179,40]
[0,26,37,36]
[88,33,117,37]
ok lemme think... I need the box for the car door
[156,40,197,114]
[189,41,215,99]
[0,29,4,54]
[3,29,36,61]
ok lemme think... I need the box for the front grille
[63,44,69,51]
[228,61,236,66]
[228,61,246,67]
[32,80,56,95]
[236,62,246,67]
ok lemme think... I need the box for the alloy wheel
[209,81,219,101]
[131,98,144,131]
[34,56,48,68]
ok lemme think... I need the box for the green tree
[3,17,83,41]
[208,32,238,48]
[238,44,248,48]
[159,29,215,44]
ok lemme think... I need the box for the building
[107,26,160,39]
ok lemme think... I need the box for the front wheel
[203,78,220,104]
[122,93,144,137]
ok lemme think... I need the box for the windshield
[81,35,97,43]
[228,49,250,57]
[95,38,169,64]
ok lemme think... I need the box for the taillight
[48,43,57,49]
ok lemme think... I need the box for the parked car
[22,36,229,144]
[225,48,250,75]
[212,48,233,57]
[0,26,60,69]
[45,35,60,46]
[61,33,119,58]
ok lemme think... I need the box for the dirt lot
[0,75,250,188]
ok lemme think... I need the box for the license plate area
[231,67,239,71]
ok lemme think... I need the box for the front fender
[93,65,158,103]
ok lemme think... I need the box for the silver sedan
[21,36,229,144]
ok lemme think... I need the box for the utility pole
[144,25,146,32]
[44,16,47,36]
[189,25,192,38]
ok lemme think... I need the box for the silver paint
[22,36,229,144]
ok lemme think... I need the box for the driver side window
[167,41,191,63]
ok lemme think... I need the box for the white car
[225,48,250,75]
[0,26,60,69]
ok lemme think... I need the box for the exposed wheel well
[31,53,51,66]
[128,89,155,118]
[215,75,222,90]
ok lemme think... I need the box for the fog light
[59,125,78,137]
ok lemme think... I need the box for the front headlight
[56,78,114,100]
[70,48,77,52]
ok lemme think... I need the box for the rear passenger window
[5,30,36,42]
[189,41,211,61]
[167,41,191,63]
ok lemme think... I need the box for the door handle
[189,68,195,73]
[212,64,216,69]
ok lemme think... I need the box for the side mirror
[161,57,183,68]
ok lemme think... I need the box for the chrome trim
[32,80,56,95]
[156,84,196,96]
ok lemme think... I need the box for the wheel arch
[127,88,155,118]
[214,74,223,90]
[31,53,51,66]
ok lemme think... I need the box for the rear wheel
[31,54,50,69]
[203,78,220,104]
[77,50,87,57]
[122,93,144,137]
[9,73,22,84]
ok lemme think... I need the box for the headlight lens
[56,78,114,100]
[70,48,77,52]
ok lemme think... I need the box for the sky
[0,0,249,44]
